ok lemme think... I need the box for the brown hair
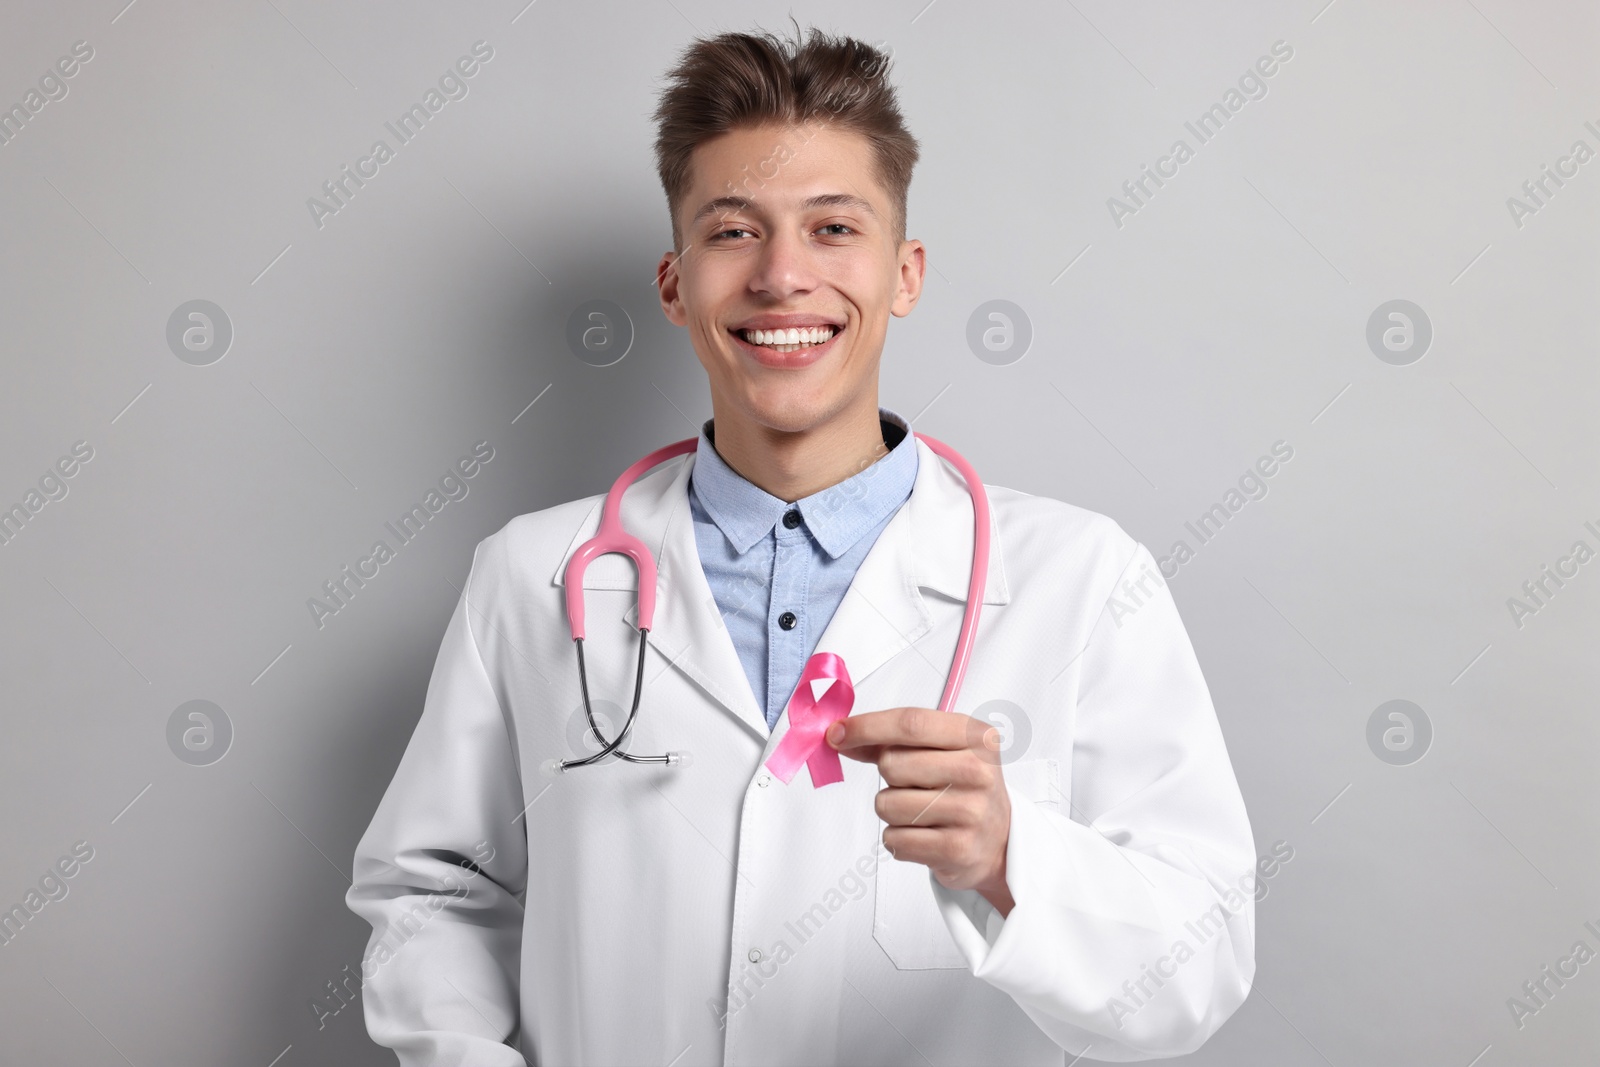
[652,20,920,251]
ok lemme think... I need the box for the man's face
[657,122,924,436]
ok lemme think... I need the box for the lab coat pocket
[871,758,1060,970]
[1005,756,1063,814]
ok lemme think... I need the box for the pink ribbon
[764,653,855,787]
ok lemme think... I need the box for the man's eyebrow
[801,193,878,217]
[688,193,879,227]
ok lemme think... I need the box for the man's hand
[827,708,1015,918]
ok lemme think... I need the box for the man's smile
[727,319,846,365]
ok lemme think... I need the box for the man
[347,24,1256,1065]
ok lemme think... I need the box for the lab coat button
[748,948,763,963]
[756,774,771,787]
[782,509,802,529]
[778,611,797,630]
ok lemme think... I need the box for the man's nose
[749,225,818,299]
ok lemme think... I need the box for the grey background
[1,0,1595,1064]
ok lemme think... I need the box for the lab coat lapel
[805,437,1010,714]
[646,458,771,740]
[550,454,769,742]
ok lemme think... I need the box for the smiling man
[347,24,1256,1066]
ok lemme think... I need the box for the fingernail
[827,723,844,746]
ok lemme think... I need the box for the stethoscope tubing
[554,432,989,771]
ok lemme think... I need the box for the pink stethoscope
[551,433,991,772]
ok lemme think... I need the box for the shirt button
[748,948,763,963]
[778,611,797,631]
[782,509,802,529]
[757,774,771,787]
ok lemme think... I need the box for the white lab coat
[346,438,1257,1065]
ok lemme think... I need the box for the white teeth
[740,326,836,347]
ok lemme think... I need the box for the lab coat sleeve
[932,542,1257,1060]
[346,539,531,1066]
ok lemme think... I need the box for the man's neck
[708,396,890,503]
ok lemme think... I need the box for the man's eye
[819,223,855,236]
[712,228,751,240]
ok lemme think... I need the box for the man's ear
[657,251,688,326]
[891,239,926,318]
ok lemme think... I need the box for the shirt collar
[690,409,920,559]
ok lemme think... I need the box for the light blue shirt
[689,410,919,731]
